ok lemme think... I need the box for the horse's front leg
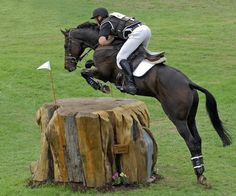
[80,68,110,93]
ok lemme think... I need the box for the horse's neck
[76,28,99,49]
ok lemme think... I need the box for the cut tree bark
[30,98,158,188]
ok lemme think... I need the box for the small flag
[36,60,57,104]
[37,61,51,70]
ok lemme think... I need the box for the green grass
[0,0,236,195]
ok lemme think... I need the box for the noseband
[66,29,97,66]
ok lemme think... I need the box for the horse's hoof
[197,175,212,189]
[101,85,110,94]
[116,86,124,92]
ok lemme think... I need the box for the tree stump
[30,98,158,188]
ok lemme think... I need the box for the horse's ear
[60,29,66,35]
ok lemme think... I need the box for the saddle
[128,46,165,71]
[95,40,165,71]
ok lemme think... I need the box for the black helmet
[91,7,108,19]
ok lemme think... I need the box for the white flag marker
[37,61,51,70]
[37,61,57,105]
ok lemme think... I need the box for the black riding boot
[119,60,137,95]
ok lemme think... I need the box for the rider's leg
[116,25,150,68]
[141,25,164,56]
[141,25,151,48]
[116,25,150,94]
[119,59,137,95]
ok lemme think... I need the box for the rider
[91,7,162,95]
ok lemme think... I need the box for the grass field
[0,0,236,195]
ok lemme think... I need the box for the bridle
[65,29,98,66]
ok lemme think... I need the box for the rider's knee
[116,55,126,69]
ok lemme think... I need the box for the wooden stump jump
[30,98,158,188]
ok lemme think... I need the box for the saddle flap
[133,57,166,77]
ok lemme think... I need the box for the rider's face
[95,16,102,26]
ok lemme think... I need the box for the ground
[0,0,236,195]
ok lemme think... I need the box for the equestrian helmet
[91,7,108,19]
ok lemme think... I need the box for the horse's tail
[189,82,232,146]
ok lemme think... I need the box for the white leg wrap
[191,155,203,160]
[193,164,204,169]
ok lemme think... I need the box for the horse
[61,22,231,186]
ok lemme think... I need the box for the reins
[66,28,98,66]
[78,48,92,61]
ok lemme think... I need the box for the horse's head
[61,22,99,72]
[61,28,86,72]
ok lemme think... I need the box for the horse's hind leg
[161,94,208,186]
[172,119,207,185]
[187,92,208,185]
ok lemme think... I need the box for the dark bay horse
[61,22,231,186]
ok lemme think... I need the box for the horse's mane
[77,22,98,30]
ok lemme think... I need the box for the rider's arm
[98,22,114,46]
[99,35,114,46]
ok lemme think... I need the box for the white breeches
[116,24,151,69]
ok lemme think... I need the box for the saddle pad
[133,57,166,77]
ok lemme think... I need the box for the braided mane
[77,22,98,30]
